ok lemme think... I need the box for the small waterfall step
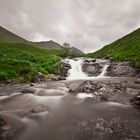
[66,59,87,80]
[65,58,109,80]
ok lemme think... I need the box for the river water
[0,58,140,140]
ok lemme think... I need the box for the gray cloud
[0,0,140,52]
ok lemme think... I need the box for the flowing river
[0,58,140,140]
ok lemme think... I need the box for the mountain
[87,28,140,67]
[0,26,84,55]
[34,40,63,50]
[70,47,84,54]
[0,26,28,43]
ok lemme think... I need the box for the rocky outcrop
[134,78,140,84]
[32,74,46,83]
[107,62,140,77]
[82,63,102,77]
[70,80,127,103]
[0,115,14,140]
[130,93,140,109]
[83,58,96,63]
[21,88,36,94]
[49,74,66,81]
[61,61,71,77]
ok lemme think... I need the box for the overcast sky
[0,0,140,53]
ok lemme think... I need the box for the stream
[0,58,140,140]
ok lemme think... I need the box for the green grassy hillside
[0,26,84,83]
[0,43,63,83]
[87,28,140,68]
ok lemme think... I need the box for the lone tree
[63,42,70,48]
[63,42,70,57]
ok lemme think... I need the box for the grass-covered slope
[87,28,140,67]
[0,43,63,83]
[0,26,85,83]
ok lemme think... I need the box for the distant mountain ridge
[0,26,84,54]
[34,40,63,50]
[0,26,28,43]
[87,28,140,67]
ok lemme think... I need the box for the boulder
[134,79,140,84]
[61,62,71,77]
[82,63,102,76]
[32,74,46,83]
[107,62,139,77]
[84,58,96,63]
[58,77,66,80]
[0,115,14,139]
[30,105,47,114]
[130,93,140,108]
[30,83,35,86]
[21,88,36,94]
[70,80,127,103]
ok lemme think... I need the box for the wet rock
[134,79,140,84]
[30,105,48,114]
[72,118,140,140]
[107,62,139,77]
[84,58,96,63]
[6,79,19,84]
[70,80,127,103]
[82,63,102,76]
[58,77,66,80]
[49,74,59,81]
[0,115,14,140]
[130,93,140,108]
[32,74,46,83]
[21,88,36,94]
[61,61,71,77]
[30,83,35,86]
[49,74,66,81]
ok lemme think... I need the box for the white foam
[66,59,87,80]
[76,93,94,99]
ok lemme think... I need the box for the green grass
[86,28,140,68]
[0,43,64,83]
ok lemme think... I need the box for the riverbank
[0,77,140,140]
[0,58,140,140]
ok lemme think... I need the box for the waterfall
[97,64,109,77]
[66,59,87,80]
[65,58,109,80]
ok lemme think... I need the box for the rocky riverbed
[0,76,140,140]
[0,58,140,140]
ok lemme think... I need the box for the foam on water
[66,58,109,80]
[76,93,94,99]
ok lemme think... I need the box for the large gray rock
[70,80,127,103]
[82,63,102,76]
[134,79,140,84]
[0,115,14,139]
[32,74,46,83]
[130,93,140,109]
[107,62,139,77]
[61,62,71,77]
[21,88,36,94]
[83,58,96,63]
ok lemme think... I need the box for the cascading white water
[66,59,87,80]
[97,64,109,78]
[66,58,109,80]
